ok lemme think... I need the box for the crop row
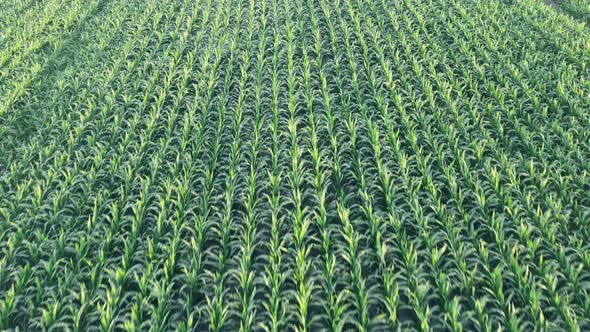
[1,0,589,330]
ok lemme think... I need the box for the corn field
[1,0,590,330]
[555,0,590,22]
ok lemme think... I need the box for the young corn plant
[1,0,590,330]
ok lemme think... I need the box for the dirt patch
[545,0,559,9]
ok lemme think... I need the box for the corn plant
[1,0,590,330]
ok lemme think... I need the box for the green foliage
[0,0,589,330]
